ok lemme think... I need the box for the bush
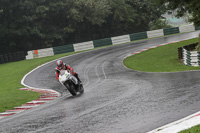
[195,34,200,51]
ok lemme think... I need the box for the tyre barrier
[178,43,200,67]
[0,51,25,64]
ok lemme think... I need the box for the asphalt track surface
[1,31,200,133]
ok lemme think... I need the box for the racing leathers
[55,63,81,83]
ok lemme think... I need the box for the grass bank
[179,124,200,133]
[0,52,75,113]
[123,38,200,72]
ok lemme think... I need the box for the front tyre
[64,83,77,96]
[79,85,84,94]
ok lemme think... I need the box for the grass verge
[0,52,76,113]
[123,38,200,72]
[179,124,200,133]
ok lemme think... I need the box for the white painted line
[14,106,35,109]
[149,46,158,48]
[0,112,15,115]
[39,97,57,99]
[5,110,25,114]
[141,49,148,51]
[26,101,46,104]
[148,112,200,133]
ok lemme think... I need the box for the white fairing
[59,70,78,85]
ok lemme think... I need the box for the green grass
[123,38,200,72]
[0,52,76,113]
[179,124,200,133]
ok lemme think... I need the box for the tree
[65,0,111,42]
[0,0,168,55]
[154,0,200,26]
[195,34,200,51]
[149,19,172,30]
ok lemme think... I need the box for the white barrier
[182,48,199,66]
[190,51,199,66]
[182,48,188,65]
[73,41,94,52]
[147,29,164,38]
[26,51,34,60]
[179,24,195,33]
[38,48,54,58]
[25,24,198,60]
[111,35,130,45]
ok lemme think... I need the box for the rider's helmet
[56,60,63,69]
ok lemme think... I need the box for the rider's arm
[55,69,59,80]
[66,65,73,74]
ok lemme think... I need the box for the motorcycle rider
[55,60,82,84]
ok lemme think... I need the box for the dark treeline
[0,0,167,54]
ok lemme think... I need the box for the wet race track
[1,31,200,133]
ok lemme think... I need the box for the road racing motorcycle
[59,70,84,96]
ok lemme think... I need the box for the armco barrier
[53,44,74,55]
[111,35,130,45]
[73,41,94,52]
[26,51,33,60]
[195,26,200,31]
[179,24,195,33]
[93,38,112,48]
[147,29,164,38]
[37,48,54,58]
[163,27,179,36]
[23,24,200,60]
[129,32,147,41]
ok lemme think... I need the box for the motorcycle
[59,70,84,96]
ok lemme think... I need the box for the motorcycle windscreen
[60,70,66,76]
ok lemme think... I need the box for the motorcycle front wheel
[79,85,84,94]
[64,82,77,96]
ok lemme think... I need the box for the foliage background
[0,0,168,55]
